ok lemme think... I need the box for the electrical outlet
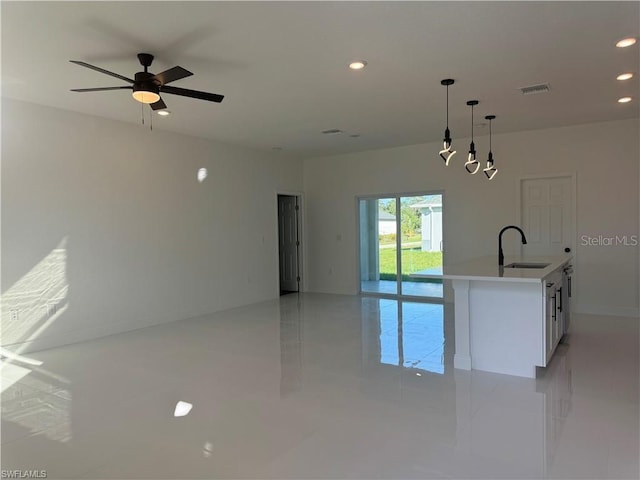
[10,309,18,322]
[47,303,57,316]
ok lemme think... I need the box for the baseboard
[574,304,640,318]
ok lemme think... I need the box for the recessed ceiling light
[349,61,367,70]
[173,401,193,417]
[618,96,633,103]
[617,73,634,81]
[157,110,171,116]
[616,37,637,48]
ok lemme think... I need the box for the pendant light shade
[438,79,456,165]
[483,115,498,180]
[464,100,480,174]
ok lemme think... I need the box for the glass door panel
[399,195,443,299]
[359,198,398,295]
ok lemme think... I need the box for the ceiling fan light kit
[437,79,498,180]
[132,86,160,104]
[70,52,224,115]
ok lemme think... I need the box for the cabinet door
[545,288,555,363]
[545,284,563,365]
[555,286,563,344]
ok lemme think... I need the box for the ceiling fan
[69,53,224,110]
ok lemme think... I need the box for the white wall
[303,119,639,317]
[2,101,636,357]
[1,99,303,353]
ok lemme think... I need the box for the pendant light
[483,115,498,180]
[465,100,480,174]
[438,79,456,165]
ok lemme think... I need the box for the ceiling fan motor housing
[134,71,159,89]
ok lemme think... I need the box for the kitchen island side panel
[469,281,545,378]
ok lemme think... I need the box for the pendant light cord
[489,118,492,151]
[446,85,449,129]
[471,103,474,141]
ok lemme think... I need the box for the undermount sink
[504,262,550,269]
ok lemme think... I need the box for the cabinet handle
[558,287,563,313]
[568,276,572,297]
[552,294,557,321]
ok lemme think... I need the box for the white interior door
[520,176,574,256]
[278,195,299,293]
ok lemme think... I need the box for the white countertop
[412,255,572,283]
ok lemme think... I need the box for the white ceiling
[2,1,638,158]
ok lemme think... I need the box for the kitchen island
[414,255,572,378]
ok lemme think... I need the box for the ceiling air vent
[322,128,344,135]
[519,83,551,95]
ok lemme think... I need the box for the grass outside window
[379,248,442,282]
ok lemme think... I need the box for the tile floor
[1,293,638,479]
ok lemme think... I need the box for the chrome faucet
[498,225,528,266]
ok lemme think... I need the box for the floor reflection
[361,279,443,298]
[279,295,303,396]
[363,299,449,375]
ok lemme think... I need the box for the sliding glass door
[358,193,443,300]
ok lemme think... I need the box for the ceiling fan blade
[69,60,135,84]
[161,85,224,103]
[70,86,133,92]
[151,66,193,86]
[150,97,167,111]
